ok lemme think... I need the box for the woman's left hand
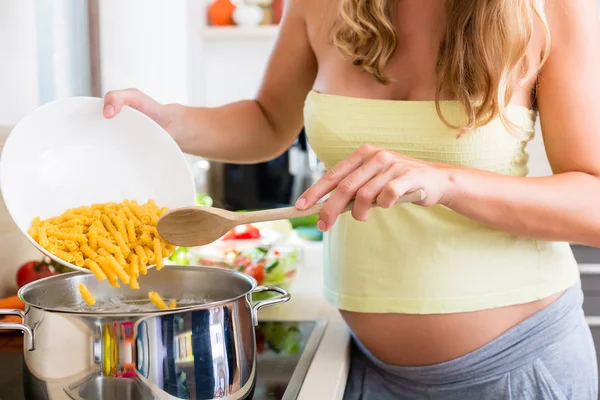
[295,145,453,231]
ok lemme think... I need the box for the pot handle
[0,309,35,351]
[251,286,291,325]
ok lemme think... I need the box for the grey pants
[344,282,598,399]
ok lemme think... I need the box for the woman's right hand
[103,88,181,136]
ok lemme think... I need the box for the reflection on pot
[0,266,290,399]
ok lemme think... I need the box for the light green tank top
[304,91,579,314]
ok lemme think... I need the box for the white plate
[0,97,196,272]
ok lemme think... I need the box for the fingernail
[103,104,114,117]
[295,198,306,209]
[317,220,327,231]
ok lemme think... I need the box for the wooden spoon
[157,189,426,247]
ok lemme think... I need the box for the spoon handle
[237,189,427,224]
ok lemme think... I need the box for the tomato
[243,264,265,285]
[16,260,58,288]
[222,225,260,240]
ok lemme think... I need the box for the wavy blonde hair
[333,0,550,134]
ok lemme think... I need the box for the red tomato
[244,264,265,285]
[222,225,260,240]
[16,260,58,288]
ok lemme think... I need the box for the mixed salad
[168,221,299,296]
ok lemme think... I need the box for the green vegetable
[289,215,318,228]
[168,247,191,265]
[257,322,301,354]
[195,193,213,207]
[265,259,279,272]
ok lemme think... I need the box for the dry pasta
[78,283,96,306]
[148,291,168,310]
[29,199,176,304]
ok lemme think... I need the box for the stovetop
[0,320,327,400]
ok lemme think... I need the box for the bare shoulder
[300,0,340,36]
[544,0,600,46]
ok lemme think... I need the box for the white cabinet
[196,27,279,107]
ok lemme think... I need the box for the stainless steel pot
[0,265,290,400]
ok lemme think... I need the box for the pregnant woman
[104,0,600,398]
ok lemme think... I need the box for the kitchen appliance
[0,320,327,400]
[0,266,290,399]
[218,128,321,211]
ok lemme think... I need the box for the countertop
[258,239,351,400]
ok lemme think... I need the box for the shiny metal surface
[0,309,34,350]
[0,265,290,399]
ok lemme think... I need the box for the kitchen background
[2,0,600,380]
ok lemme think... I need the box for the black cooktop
[0,320,326,400]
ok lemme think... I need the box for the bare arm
[105,0,317,163]
[441,0,600,246]
[297,0,600,248]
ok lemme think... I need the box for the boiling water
[55,295,207,313]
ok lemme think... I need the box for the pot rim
[17,264,260,317]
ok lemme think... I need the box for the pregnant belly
[341,292,563,366]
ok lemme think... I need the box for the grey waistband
[353,282,584,386]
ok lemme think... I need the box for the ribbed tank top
[304,91,579,314]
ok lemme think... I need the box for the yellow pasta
[144,246,156,263]
[100,214,118,237]
[96,257,120,288]
[129,254,140,278]
[55,249,76,263]
[28,199,178,304]
[74,251,85,267]
[80,244,98,260]
[112,214,128,245]
[65,239,78,252]
[154,238,163,271]
[38,227,49,248]
[148,291,168,310]
[107,256,130,284]
[134,245,148,264]
[84,259,106,281]
[140,233,153,247]
[79,283,96,306]
[98,237,119,254]
[129,276,140,290]
[114,248,127,267]
[122,204,141,226]
[48,230,87,244]
[126,219,136,243]
[141,225,158,236]
[88,227,98,250]
[114,232,130,257]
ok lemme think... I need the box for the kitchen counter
[257,239,351,400]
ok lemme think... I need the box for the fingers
[317,160,386,230]
[376,174,420,208]
[352,163,408,221]
[296,145,377,210]
[103,88,147,119]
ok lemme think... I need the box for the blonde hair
[333,0,550,134]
